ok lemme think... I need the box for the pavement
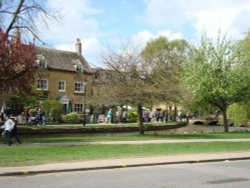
[1,139,250,176]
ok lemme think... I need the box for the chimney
[13,27,21,42]
[75,38,82,56]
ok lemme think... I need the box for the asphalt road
[1,160,250,188]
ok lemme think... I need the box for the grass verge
[1,141,250,167]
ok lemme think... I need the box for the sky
[39,0,250,67]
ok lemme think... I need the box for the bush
[127,110,138,123]
[63,112,82,124]
[40,99,64,123]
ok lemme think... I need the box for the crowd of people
[91,107,128,124]
[91,107,191,124]
[20,107,46,126]
[142,109,190,123]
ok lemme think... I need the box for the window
[76,65,83,72]
[74,82,84,93]
[58,81,66,92]
[73,60,84,72]
[39,59,47,68]
[36,55,47,68]
[74,104,83,113]
[37,79,48,90]
[73,65,83,72]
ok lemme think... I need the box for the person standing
[1,114,15,146]
[178,110,183,122]
[107,109,112,123]
[121,109,128,123]
[37,108,45,126]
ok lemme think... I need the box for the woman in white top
[1,114,15,146]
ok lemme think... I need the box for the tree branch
[5,0,25,35]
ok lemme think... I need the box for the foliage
[182,33,250,132]
[141,36,190,105]
[40,99,64,123]
[227,102,250,126]
[63,112,82,124]
[99,38,190,134]
[11,88,42,109]
[127,110,138,123]
[0,29,37,92]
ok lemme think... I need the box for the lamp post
[83,81,87,126]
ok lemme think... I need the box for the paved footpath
[1,139,250,176]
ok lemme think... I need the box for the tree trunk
[221,108,229,132]
[169,106,172,120]
[137,103,144,135]
[174,105,177,121]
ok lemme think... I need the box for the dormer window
[36,55,47,69]
[73,60,83,72]
[76,65,83,72]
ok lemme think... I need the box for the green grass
[1,142,250,167]
[19,132,250,143]
[1,132,250,167]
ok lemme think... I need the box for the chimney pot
[75,38,82,56]
[13,27,21,42]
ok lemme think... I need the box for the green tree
[40,99,64,123]
[225,31,250,126]
[141,36,190,116]
[227,102,250,126]
[182,34,250,132]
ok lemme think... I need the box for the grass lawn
[1,141,250,167]
[20,132,250,143]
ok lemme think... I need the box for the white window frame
[76,65,83,72]
[58,80,66,92]
[36,55,47,69]
[37,79,48,90]
[74,103,83,113]
[74,60,84,72]
[74,82,84,93]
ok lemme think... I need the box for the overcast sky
[39,0,250,67]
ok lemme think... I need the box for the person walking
[10,121,21,144]
[1,114,15,146]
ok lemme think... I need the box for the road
[1,160,250,188]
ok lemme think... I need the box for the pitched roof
[35,47,93,73]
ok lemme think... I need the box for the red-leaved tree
[0,28,38,93]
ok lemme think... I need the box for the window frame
[74,103,83,113]
[36,79,48,90]
[74,82,85,93]
[58,80,66,92]
[36,55,48,69]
